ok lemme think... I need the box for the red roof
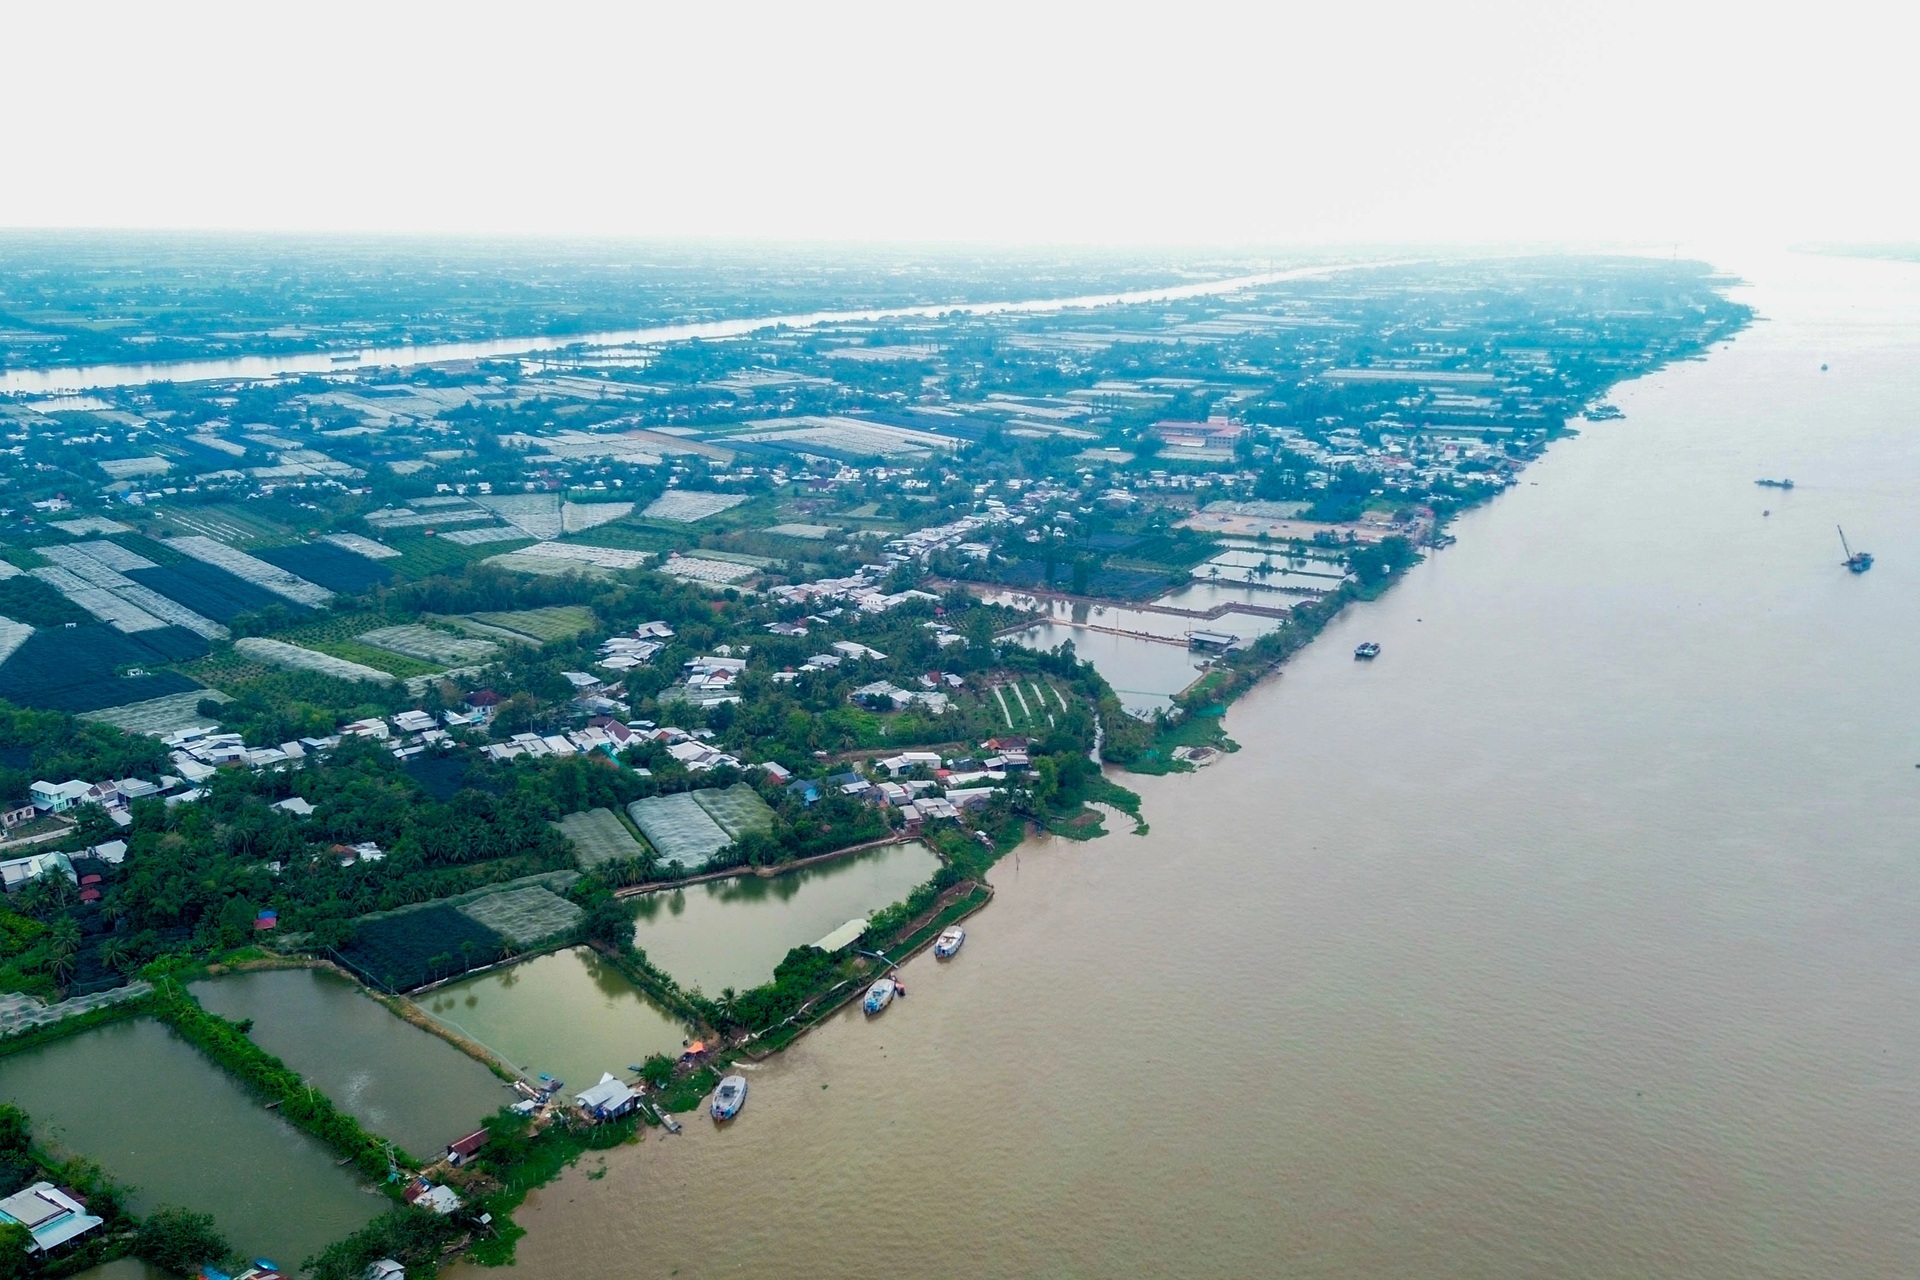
[449,1130,489,1158]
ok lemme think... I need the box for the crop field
[561,500,633,533]
[455,886,583,946]
[358,624,498,666]
[171,536,333,607]
[626,793,732,868]
[232,637,394,683]
[255,542,393,595]
[640,490,750,522]
[461,606,596,645]
[124,561,289,624]
[692,781,777,839]
[0,626,203,713]
[474,493,564,539]
[438,526,526,546]
[382,533,516,580]
[339,905,507,992]
[0,578,91,627]
[149,503,292,546]
[0,620,31,667]
[555,807,651,868]
[81,689,229,737]
[657,555,755,585]
[504,542,651,571]
[322,532,400,561]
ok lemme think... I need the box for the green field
[460,605,597,645]
[555,808,652,868]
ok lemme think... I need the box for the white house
[0,1182,103,1253]
[28,780,90,813]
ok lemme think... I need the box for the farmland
[626,792,732,869]
[255,542,394,594]
[358,624,499,666]
[338,904,507,992]
[555,807,651,868]
[0,625,204,712]
[694,781,778,839]
[446,605,597,646]
[233,638,395,683]
[455,885,583,946]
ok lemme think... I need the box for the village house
[0,1182,103,1254]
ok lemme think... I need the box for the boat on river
[934,926,966,959]
[1354,642,1382,660]
[864,978,897,1014]
[1838,526,1874,573]
[710,1074,747,1121]
[1755,477,1795,489]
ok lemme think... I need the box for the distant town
[0,248,1748,1279]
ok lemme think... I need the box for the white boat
[710,1074,747,1121]
[864,977,897,1014]
[934,926,966,959]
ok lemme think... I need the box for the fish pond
[0,1017,380,1265]
[190,967,511,1157]
[630,840,943,995]
[421,947,690,1090]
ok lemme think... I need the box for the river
[454,250,1920,1279]
[0,262,1384,396]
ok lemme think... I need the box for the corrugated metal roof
[814,917,869,953]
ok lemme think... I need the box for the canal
[191,967,510,1158]
[0,1017,379,1266]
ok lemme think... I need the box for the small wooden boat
[864,978,897,1015]
[934,926,966,959]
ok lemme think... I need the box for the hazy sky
[4,0,1913,246]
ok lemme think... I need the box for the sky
[3,0,1915,247]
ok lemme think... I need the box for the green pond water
[630,839,943,995]
[0,1017,379,1265]
[421,947,689,1091]
[191,967,512,1157]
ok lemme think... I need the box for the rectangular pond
[0,1017,380,1266]
[420,947,689,1091]
[629,840,943,996]
[191,967,513,1158]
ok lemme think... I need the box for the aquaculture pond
[422,947,688,1091]
[630,840,943,995]
[191,967,511,1157]
[0,1017,380,1265]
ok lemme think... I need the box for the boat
[329,353,358,363]
[710,1074,747,1121]
[934,926,966,959]
[864,977,897,1014]
[1755,477,1795,489]
[1838,525,1874,573]
[1354,642,1381,660]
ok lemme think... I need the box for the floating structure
[1187,629,1240,652]
[1838,526,1874,573]
[1354,642,1382,660]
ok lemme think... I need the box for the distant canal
[192,967,510,1157]
[630,840,943,995]
[0,1017,379,1265]
[422,948,689,1092]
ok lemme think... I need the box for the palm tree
[718,987,740,1027]
[98,937,127,973]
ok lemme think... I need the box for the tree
[0,1223,32,1280]
[135,1207,231,1276]
[639,1053,675,1090]
[582,898,634,950]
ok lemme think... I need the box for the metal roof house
[574,1073,640,1121]
[0,1182,103,1253]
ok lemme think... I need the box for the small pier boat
[1354,642,1382,660]
[710,1074,748,1121]
[934,926,966,959]
[864,977,897,1014]
[1838,525,1874,573]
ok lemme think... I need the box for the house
[363,1261,405,1280]
[273,796,316,817]
[28,780,91,814]
[758,761,792,783]
[0,1182,104,1254]
[786,778,822,806]
[1151,415,1247,450]
[464,690,502,712]
[830,640,887,660]
[1,804,36,830]
[561,671,604,695]
[446,1130,488,1166]
[88,840,127,865]
[0,852,70,893]
[401,1180,462,1215]
[633,620,675,639]
[574,1072,640,1121]
[393,710,437,734]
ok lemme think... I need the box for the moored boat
[864,977,897,1014]
[710,1074,747,1121]
[934,926,966,959]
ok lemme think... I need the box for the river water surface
[460,251,1920,1278]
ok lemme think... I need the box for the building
[446,1130,488,1166]
[1152,415,1247,451]
[28,780,90,813]
[574,1072,640,1121]
[0,1182,103,1254]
